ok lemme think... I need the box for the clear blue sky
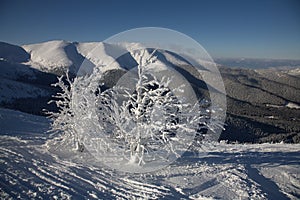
[1,0,299,59]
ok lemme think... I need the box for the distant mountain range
[215,57,300,69]
[0,40,299,143]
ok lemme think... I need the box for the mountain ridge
[0,40,299,143]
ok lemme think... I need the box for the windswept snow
[22,41,141,74]
[76,42,123,72]
[0,41,299,198]
[1,108,299,199]
[22,40,84,74]
[23,41,74,68]
[19,40,212,76]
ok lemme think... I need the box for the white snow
[0,108,299,199]
[23,40,74,69]
[76,42,121,70]
[1,40,299,198]
[22,40,86,74]
[163,50,190,66]
[286,102,300,109]
[18,40,209,75]
[266,102,300,109]
[264,115,278,119]
[285,68,300,76]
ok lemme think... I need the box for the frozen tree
[93,49,202,166]
[48,49,219,170]
[47,69,103,152]
[47,73,78,149]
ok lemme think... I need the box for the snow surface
[22,41,135,74]
[285,68,300,76]
[20,40,212,76]
[286,102,300,109]
[0,108,299,199]
[266,102,300,110]
[77,42,126,69]
[76,42,122,72]
[22,40,85,74]
[23,41,74,68]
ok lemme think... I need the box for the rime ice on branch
[48,49,219,170]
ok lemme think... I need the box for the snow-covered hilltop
[20,40,192,75]
[0,40,300,143]
[23,40,84,75]
[0,40,300,199]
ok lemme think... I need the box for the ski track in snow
[0,108,299,199]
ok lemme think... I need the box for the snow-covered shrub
[47,70,103,151]
[48,49,221,170]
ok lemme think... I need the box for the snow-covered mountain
[23,40,85,75]
[0,41,300,199]
[1,40,202,115]
[20,40,193,76]
[0,42,59,115]
[215,57,300,69]
[1,40,300,143]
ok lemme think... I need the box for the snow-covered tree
[48,49,218,170]
[47,69,103,152]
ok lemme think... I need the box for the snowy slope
[23,40,73,68]
[0,60,55,104]
[0,47,59,114]
[0,42,30,63]
[285,68,300,76]
[22,41,136,74]
[0,108,299,199]
[22,40,84,75]
[0,78,50,104]
[76,42,123,70]
[20,40,204,75]
[0,60,37,81]
[77,42,202,72]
